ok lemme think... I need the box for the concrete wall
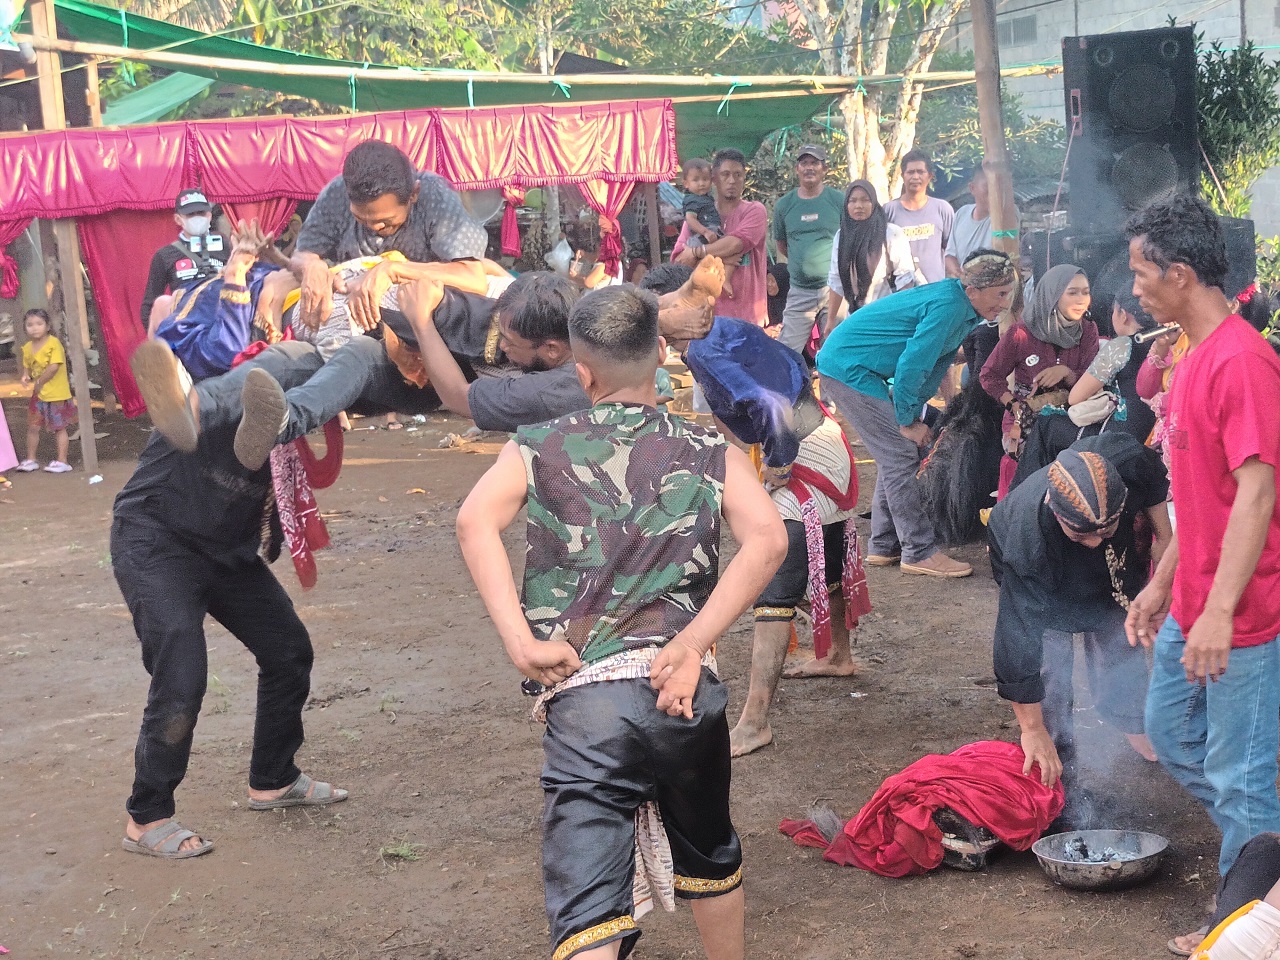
[945,0,1280,236]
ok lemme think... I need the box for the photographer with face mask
[140,189,229,332]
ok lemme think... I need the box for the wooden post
[83,56,116,415]
[969,0,1019,262]
[644,183,662,266]
[28,0,99,473]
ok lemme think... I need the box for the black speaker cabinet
[1062,26,1200,235]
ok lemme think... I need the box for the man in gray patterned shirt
[292,139,489,330]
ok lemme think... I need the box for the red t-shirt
[1167,314,1280,646]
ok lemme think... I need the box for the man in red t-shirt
[1125,195,1280,951]
[672,149,768,326]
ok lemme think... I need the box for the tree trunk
[842,91,889,200]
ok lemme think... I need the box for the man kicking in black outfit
[113,344,346,859]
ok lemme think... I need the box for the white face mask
[183,215,211,237]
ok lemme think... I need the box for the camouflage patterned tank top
[515,403,727,666]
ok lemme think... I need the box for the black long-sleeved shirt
[140,236,227,328]
[987,432,1168,704]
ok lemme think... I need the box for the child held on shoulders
[682,157,736,296]
[17,309,76,474]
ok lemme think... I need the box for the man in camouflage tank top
[457,286,786,960]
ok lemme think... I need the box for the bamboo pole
[27,0,99,474]
[12,31,1061,92]
[969,0,1020,262]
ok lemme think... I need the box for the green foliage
[1195,37,1280,218]
[499,0,810,74]
[914,50,1066,184]
[1257,235,1280,305]
[232,0,499,69]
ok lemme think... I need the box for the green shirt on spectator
[772,186,844,290]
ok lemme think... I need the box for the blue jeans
[1145,616,1280,875]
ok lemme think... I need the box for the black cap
[797,144,827,163]
[175,189,212,215]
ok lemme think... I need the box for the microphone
[1133,324,1180,344]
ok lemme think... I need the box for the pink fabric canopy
[0,99,678,417]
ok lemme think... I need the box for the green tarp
[50,0,837,158]
[100,71,214,125]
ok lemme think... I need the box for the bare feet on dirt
[900,552,973,578]
[729,719,774,757]
[782,654,861,678]
[1126,732,1158,762]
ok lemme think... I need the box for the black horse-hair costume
[917,381,1004,546]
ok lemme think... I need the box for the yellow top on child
[23,334,73,402]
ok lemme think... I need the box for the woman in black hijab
[766,260,790,330]
[824,180,918,335]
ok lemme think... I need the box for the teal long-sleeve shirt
[815,279,981,426]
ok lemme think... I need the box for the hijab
[1025,264,1087,349]
[767,261,790,328]
[836,180,888,310]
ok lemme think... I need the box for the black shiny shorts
[540,670,742,960]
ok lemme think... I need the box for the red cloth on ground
[780,740,1064,877]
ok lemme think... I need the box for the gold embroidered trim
[220,288,252,305]
[170,276,219,325]
[674,867,743,894]
[552,916,637,960]
[753,606,795,621]
[483,314,502,365]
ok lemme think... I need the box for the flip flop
[122,820,214,860]
[248,773,348,811]
[1167,925,1210,956]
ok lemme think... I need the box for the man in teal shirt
[772,144,845,353]
[816,249,1016,578]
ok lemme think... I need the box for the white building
[944,0,1280,236]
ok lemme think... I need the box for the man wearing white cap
[140,189,228,331]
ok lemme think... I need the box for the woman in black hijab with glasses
[824,179,921,336]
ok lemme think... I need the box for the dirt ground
[0,388,1226,960]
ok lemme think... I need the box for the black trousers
[755,519,845,615]
[112,519,314,824]
[195,338,442,444]
[1211,833,1280,928]
[541,672,742,960]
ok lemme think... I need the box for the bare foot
[126,816,207,855]
[729,719,774,757]
[1126,732,1158,762]
[782,654,860,678]
[660,256,724,312]
[721,278,735,298]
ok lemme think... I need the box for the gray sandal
[248,773,348,811]
[122,820,214,860]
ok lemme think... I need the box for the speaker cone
[1108,63,1176,133]
[1112,143,1180,210]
